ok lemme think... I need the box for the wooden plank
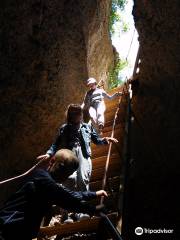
[104,99,120,109]
[39,213,118,238]
[105,102,119,112]
[104,113,125,126]
[104,110,118,123]
[89,176,121,191]
[92,153,120,170]
[103,123,122,134]
[91,133,125,153]
[107,101,126,115]
[91,163,122,182]
[104,118,126,128]
[91,143,124,159]
[91,162,121,178]
[102,128,122,138]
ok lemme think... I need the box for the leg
[89,106,98,127]
[96,101,106,127]
[76,147,92,191]
[74,147,92,220]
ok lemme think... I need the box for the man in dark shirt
[0,149,107,240]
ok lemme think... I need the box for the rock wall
[0,0,114,202]
[123,0,180,237]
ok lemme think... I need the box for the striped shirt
[83,88,119,108]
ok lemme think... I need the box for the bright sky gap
[111,0,139,81]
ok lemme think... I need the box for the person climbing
[0,149,107,240]
[37,104,118,222]
[81,77,123,134]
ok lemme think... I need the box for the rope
[100,86,126,204]
[0,158,49,185]
[125,29,136,62]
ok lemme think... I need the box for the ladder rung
[39,213,118,238]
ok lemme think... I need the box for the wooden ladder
[38,85,127,240]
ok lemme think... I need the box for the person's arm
[62,188,107,201]
[46,127,63,156]
[91,125,108,145]
[81,92,90,110]
[102,90,122,100]
[46,143,58,157]
[91,125,118,145]
[53,186,107,215]
[80,190,108,201]
[37,126,63,161]
[42,176,107,215]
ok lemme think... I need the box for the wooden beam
[39,213,118,238]
[91,163,122,182]
[89,176,121,191]
[103,123,122,134]
[91,144,124,159]
[92,153,121,170]
[104,102,119,112]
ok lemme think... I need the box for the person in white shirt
[82,78,122,134]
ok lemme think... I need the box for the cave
[0,0,180,239]
[0,0,114,201]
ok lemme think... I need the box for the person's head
[49,149,79,182]
[66,104,83,124]
[86,77,97,90]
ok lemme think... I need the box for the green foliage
[109,0,127,35]
[108,57,128,89]
[108,0,129,89]
[122,21,129,32]
[112,0,127,11]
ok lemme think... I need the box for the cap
[87,77,97,85]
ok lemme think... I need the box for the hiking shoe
[63,216,74,224]
[75,213,90,221]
